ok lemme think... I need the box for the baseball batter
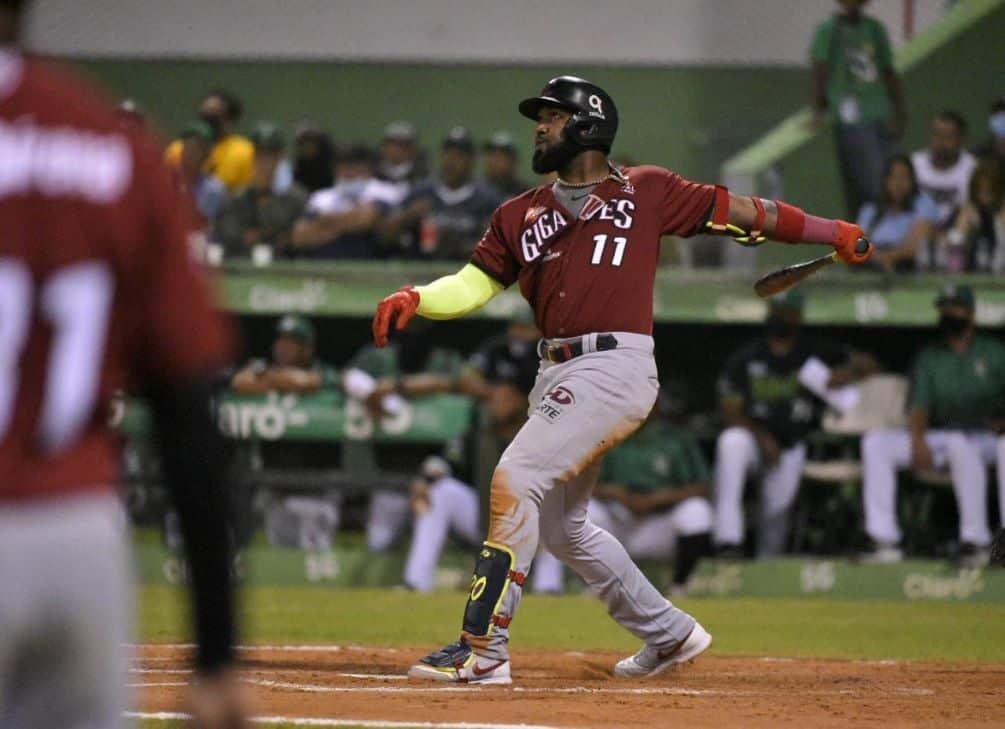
[372,76,873,684]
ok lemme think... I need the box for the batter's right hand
[373,285,420,347]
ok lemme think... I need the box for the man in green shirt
[862,285,1005,566]
[810,0,906,217]
[230,315,338,394]
[588,411,713,595]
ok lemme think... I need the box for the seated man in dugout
[861,285,1005,568]
[230,315,338,395]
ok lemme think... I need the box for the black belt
[539,334,619,363]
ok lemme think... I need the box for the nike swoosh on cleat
[471,660,505,676]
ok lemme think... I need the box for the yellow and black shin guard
[461,542,525,649]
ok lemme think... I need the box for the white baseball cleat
[407,640,512,685]
[614,622,712,679]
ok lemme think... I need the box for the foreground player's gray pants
[480,333,696,660]
[0,492,130,729]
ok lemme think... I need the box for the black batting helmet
[518,76,618,153]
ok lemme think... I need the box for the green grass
[139,585,1005,664]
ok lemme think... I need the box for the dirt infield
[133,644,1004,728]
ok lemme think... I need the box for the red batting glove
[372,285,420,347]
[833,221,873,264]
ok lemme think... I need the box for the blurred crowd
[814,0,1005,273]
[118,87,530,264]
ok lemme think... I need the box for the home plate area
[130,644,1003,728]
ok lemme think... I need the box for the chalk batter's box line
[126,711,562,729]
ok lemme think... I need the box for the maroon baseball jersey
[0,53,232,502]
[470,165,715,338]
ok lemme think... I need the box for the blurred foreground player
[0,2,244,726]
[373,75,873,683]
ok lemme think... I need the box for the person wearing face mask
[165,88,255,193]
[861,285,1005,567]
[713,290,876,558]
[291,143,399,259]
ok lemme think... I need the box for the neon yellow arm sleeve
[415,263,505,320]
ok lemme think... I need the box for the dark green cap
[484,131,517,154]
[935,283,975,310]
[179,120,214,144]
[768,288,805,312]
[250,122,285,151]
[276,315,315,343]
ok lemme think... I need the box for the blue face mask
[990,112,1005,139]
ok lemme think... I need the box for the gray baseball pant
[474,332,697,660]
[0,492,130,729]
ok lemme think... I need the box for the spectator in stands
[482,131,528,199]
[714,290,877,558]
[588,398,713,597]
[377,121,428,202]
[911,110,977,230]
[230,315,338,395]
[175,121,228,230]
[861,285,1005,567]
[166,88,255,193]
[291,143,398,259]
[213,123,308,259]
[292,123,336,194]
[946,159,1005,273]
[810,0,905,218]
[856,155,938,273]
[381,127,501,259]
[973,97,1005,168]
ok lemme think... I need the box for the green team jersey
[909,334,1005,429]
[809,13,895,125]
[600,421,709,494]
[347,344,463,382]
[242,357,339,388]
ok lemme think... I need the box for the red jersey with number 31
[470,166,715,338]
[0,53,232,502]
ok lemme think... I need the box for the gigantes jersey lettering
[0,53,232,502]
[470,166,715,338]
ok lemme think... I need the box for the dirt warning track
[132,644,1005,728]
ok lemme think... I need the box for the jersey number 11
[591,234,628,267]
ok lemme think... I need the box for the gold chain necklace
[555,163,625,189]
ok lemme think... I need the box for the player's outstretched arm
[718,191,873,264]
[372,263,504,347]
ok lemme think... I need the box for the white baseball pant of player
[403,475,566,593]
[0,492,130,729]
[862,428,1001,546]
[367,489,412,552]
[478,332,697,661]
[713,426,807,556]
[587,497,714,559]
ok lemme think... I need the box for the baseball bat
[753,238,870,299]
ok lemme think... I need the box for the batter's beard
[532,138,581,174]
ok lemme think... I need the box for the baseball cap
[250,122,285,151]
[768,288,805,313]
[934,283,975,310]
[179,120,214,144]
[420,455,451,481]
[383,120,417,143]
[442,126,475,154]
[276,315,315,343]
[484,131,517,155]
